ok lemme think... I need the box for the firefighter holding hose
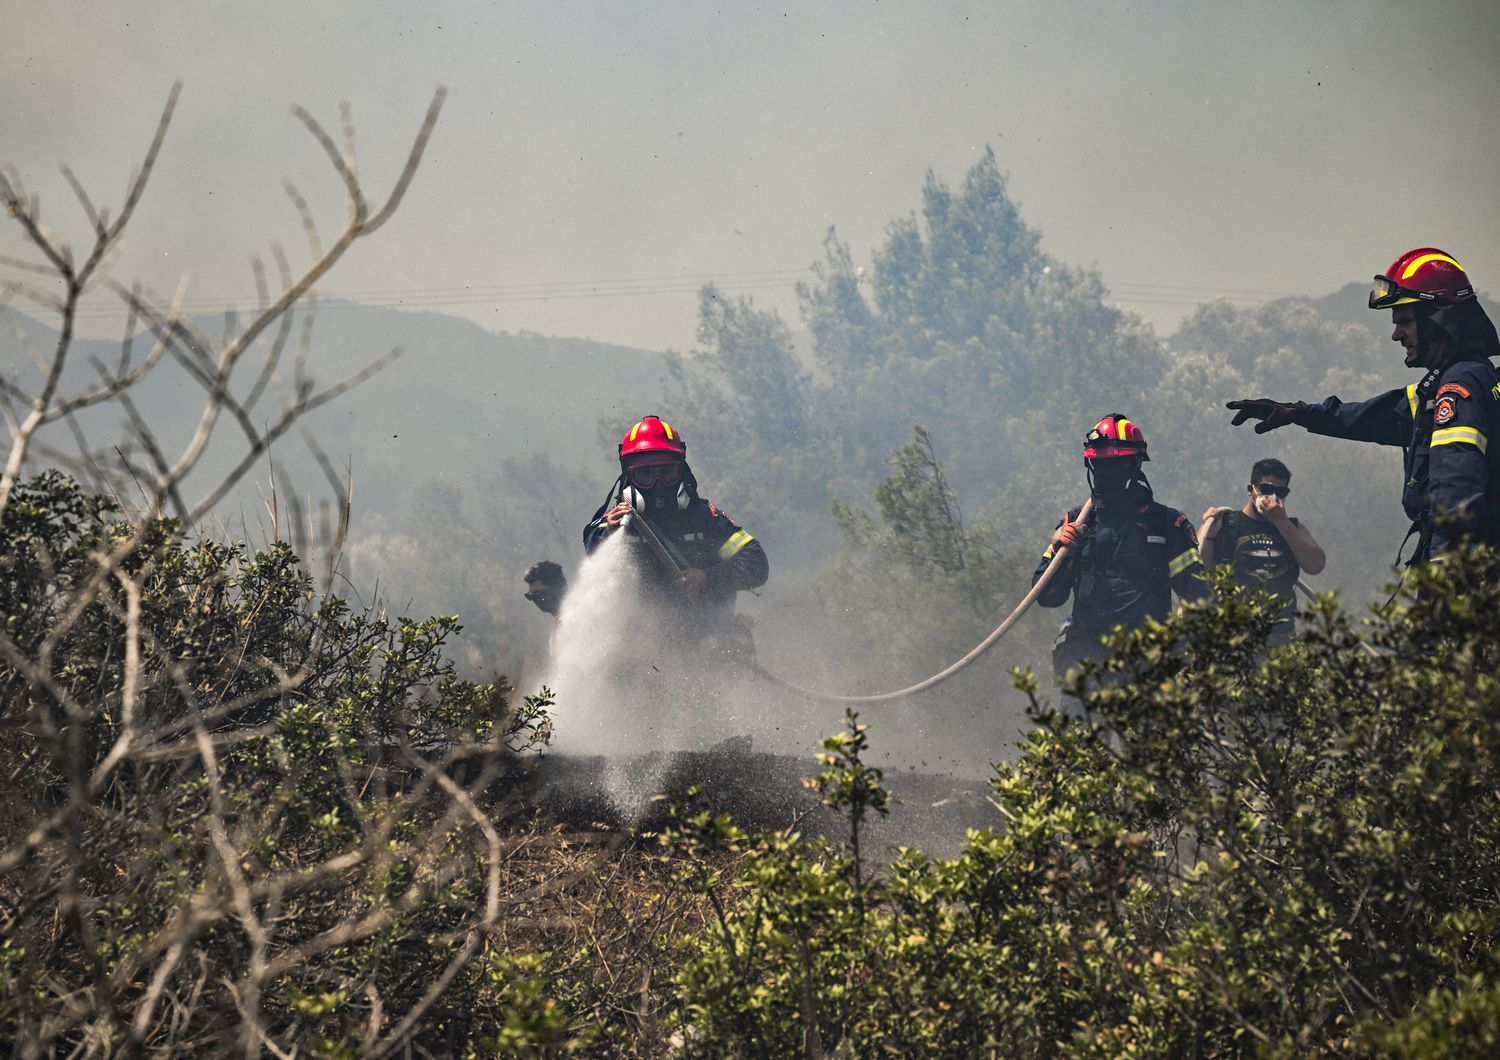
[1033,414,1207,682]
[584,415,768,649]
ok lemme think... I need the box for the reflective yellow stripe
[1432,426,1488,454]
[629,423,641,441]
[1117,418,1133,440]
[1042,545,1055,560]
[662,422,674,440]
[1406,383,1418,419]
[1167,548,1200,578]
[1401,252,1463,280]
[718,530,753,560]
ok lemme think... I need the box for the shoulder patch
[1435,394,1459,425]
[1169,511,1199,545]
[1437,382,1472,400]
[709,503,740,526]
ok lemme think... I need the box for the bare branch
[188,346,399,521]
[290,104,367,226]
[59,165,104,236]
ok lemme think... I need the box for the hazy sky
[5,1,1498,352]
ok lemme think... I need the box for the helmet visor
[1083,445,1148,461]
[1369,274,1428,310]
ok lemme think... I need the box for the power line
[60,269,817,321]
[40,264,1311,323]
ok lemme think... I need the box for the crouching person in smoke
[583,415,768,660]
[1033,414,1207,708]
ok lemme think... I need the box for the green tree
[821,425,1046,691]
[663,285,833,556]
[798,148,1165,508]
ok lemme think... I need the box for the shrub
[0,471,561,1055]
[666,555,1500,1056]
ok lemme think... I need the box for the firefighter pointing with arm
[1034,414,1207,689]
[1227,249,1500,565]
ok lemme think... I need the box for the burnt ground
[511,748,999,858]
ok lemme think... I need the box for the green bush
[14,468,1500,1056]
[665,555,1500,1056]
[0,471,564,1055]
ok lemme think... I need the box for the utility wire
[39,265,1311,323]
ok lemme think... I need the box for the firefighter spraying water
[534,417,784,816]
[583,415,768,659]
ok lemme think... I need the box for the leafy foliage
[0,472,571,1054]
[667,146,1414,631]
[664,552,1500,1056]
[820,426,1045,682]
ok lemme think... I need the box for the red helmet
[1083,414,1149,460]
[1369,248,1475,309]
[618,415,686,462]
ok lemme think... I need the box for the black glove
[1226,398,1304,434]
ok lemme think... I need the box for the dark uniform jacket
[1031,496,1206,668]
[1297,299,1500,560]
[583,496,768,623]
[1299,359,1499,559]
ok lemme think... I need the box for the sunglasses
[1251,482,1290,499]
[627,462,683,490]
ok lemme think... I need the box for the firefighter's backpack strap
[1142,502,1175,578]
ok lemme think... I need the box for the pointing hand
[1226,398,1304,434]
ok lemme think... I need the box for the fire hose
[753,505,1379,705]
[1294,578,1383,659]
[748,499,1096,704]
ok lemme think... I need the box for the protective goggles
[1369,274,1434,310]
[1082,447,1147,462]
[626,462,683,489]
[1252,482,1290,499]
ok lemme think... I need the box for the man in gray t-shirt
[1199,458,1327,645]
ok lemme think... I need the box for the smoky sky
[4,0,1498,352]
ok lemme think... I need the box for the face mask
[1088,458,1137,496]
[624,481,692,513]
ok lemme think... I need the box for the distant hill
[274,301,672,513]
[0,300,673,518]
[1262,280,1494,344]
[1285,281,1386,337]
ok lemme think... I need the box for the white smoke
[543,529,643,756]
[536,527,842,816]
